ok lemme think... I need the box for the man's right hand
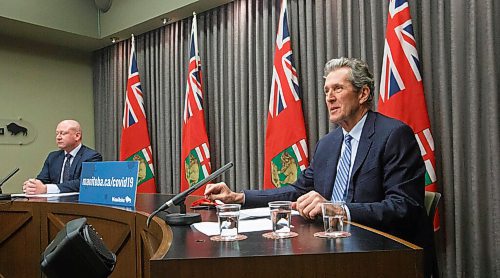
[204,182,244,204]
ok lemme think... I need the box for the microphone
[0,168,20,201]
[146,162,233,227]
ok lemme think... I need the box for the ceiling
[0,0,233,53]
[0,15,107,52]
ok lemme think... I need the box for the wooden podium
[1,194,423,277]
[0,194,172,278]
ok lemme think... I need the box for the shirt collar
[66,144,82,158]
[342,112,368,142]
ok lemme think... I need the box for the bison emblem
[7,122,28,136]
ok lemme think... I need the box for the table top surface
[10,193,417,261]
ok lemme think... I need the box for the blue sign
[79,161,139,207]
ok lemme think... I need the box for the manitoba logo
[270,141,308,188]
[184,144,210,187]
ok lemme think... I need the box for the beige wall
[0,0,98,37]
[0,35,95,193]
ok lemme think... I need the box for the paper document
[11,192,80,198]
[239,207,299,220]
[192,218,273,236]
[191,207,300,236]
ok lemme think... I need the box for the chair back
[424,191,441,278]
[424,191,441,219]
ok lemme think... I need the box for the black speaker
[41,217,116,278]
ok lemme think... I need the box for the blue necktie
[331,134,352,201]
[62,153,72,182]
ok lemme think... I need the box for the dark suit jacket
[36,145,102,193]
[244,111,434,274]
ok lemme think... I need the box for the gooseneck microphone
[146,162,233,227]
[0,168,20,200]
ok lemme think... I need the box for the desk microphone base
[156,211,201,226]
[0,194,11,200]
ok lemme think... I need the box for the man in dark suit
[22,120,102,193]
[205,57,434,276]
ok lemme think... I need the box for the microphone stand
[154,200,201,226]
[0,168,20,201]
[0,191,11,201]
[146,162,233,227]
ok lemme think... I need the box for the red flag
[181,13,212,195]
[378,0,439,230]
[263,0,309,189]
[120,35,156,193]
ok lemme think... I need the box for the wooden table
[154,196,424,277]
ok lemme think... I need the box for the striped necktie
[331,134,352,201]
[62,153,72,182]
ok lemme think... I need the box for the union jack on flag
[378,0,440,230]
[269,0,300,118]
[264,0,308,189]
[183,20,204,123]
[123,40,146,128]
[379,0,422,102]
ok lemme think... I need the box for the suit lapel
[323,128,343,198]
[347,111,375,202]
[54,151,65,181]
[69,146,85,179]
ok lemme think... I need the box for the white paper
[191,218,273,236]
[239,207,271,220]
[11,192,80,198]
[239,207,300,220]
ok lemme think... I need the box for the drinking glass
[321,201,350,238]
[217,204,241,241]
[268,201,292,238]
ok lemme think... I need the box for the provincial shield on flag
[270,139,308,188]
[184,143,211,187]
[123,147,154,186]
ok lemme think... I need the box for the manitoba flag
[120,34,156,193]
[378,0,439,230]
[181,13,211,195]
[264,0,308,189]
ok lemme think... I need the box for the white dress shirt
[337,113,368,220]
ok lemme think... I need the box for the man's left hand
[293,191,328,220]
[23,179,47,195]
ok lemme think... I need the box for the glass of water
[216,204,241,241]
[268,201,292,237]
[321,201,350,238]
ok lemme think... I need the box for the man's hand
[204,182,244,204]
[22,179,47,195]
[292,191,327,220]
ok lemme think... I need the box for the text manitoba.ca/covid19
[81,177,134,188]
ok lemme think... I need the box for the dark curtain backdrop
[93,0,500,277]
